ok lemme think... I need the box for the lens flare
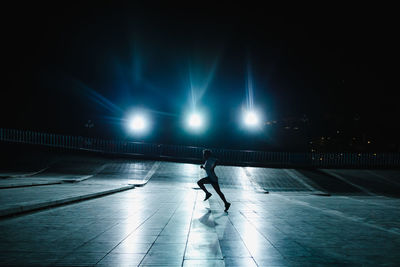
[188,113,203,129]
[128,114,148,134]
[243,110,260,127]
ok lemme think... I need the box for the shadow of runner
[199,209,216,228]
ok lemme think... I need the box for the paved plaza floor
[0,159,400,266]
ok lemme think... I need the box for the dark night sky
[2,3,399,150]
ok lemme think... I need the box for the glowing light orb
[128,114,147,133]
[244,110,260,127]
[188,113,203,129]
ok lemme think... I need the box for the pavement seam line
[223,204,260,266]
[283,169,319,192]
[69,163,108,182]
[274,194,400,236]
[136,190,190,266]
[94,204,163,265]
[321,169,376,196]
[143,161,161,182]
[0,166,50,179]
[181,191,198,267]
[56,198,159,265]
[0,181,63,189]
[365,170,400,187]
[193,197,224,261]
[128,161,162,187]
[339,195,399,209]
[0,185,135,218]
[242,167,267,193]
[237,203,313,262]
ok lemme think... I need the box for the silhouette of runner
[197,149,231,212]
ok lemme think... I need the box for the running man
[197,149,231,212]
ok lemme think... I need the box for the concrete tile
[254,257,291,267]
[140,254,183,266]
[123,234,158,244]
[3,251,66,266]
[54,252,106,266]
[77,241,119,253]
[112,242,153,254]
[148,243,186,255]
[185,240,223,260]
[219,240,251,258]
[1,163,400,266]
[224,257,258,267]
[156,234,188,243]
[275,244,312,258]
[96,253,145,266]
[184,259,225,267]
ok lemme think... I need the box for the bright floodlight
[243,110,260,127]
[128,114,147,133]
[188,113,203,129]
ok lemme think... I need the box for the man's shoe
[204,193,212,201]
[224,202,231,212]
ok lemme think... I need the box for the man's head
[203,149,212,160]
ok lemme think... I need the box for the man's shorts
[199,176,218,184]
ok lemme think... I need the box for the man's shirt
[204,157,218,182]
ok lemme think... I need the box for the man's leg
[211,182,231,211]
[197,177,212,200]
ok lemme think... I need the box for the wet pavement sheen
[0,161,399,266]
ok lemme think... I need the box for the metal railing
[1,128,399,168]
